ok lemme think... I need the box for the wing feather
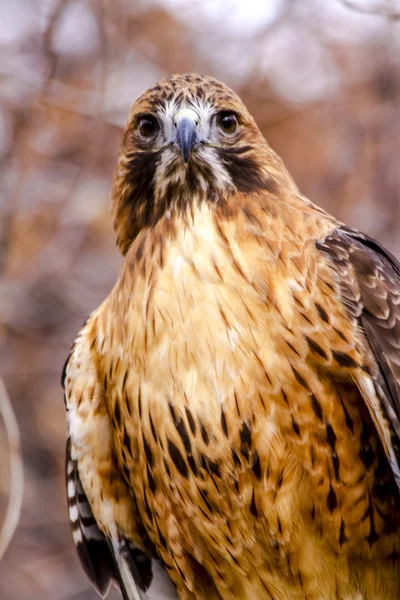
[63,336,177,599]
[317,227,400,489]
[66,436,116,597]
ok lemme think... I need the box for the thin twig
[0,377,24,561]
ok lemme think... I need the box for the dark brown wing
[317,226,400,490]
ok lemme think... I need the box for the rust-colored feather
[64,74,400,600]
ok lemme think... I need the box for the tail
[111,538,146,600]
[66,437,116,596]
[66,438,176,599]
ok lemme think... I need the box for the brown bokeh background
[0,1,399,598]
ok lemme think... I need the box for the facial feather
[112,74,290,254]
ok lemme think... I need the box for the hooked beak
[174,109,200,163]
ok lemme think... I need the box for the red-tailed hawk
[63,74,400,600]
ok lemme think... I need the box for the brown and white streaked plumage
[63,74,400,600]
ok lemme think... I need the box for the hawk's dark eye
[217,111,238,134]
[138,115,158,138]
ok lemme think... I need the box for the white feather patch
[72,528,83,544]
[69,504,79,522]
[67,479,75,499]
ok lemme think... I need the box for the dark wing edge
[317,226,400,490]
[66,436,116,597]
[63,349,157,600]
[66,436,158,600]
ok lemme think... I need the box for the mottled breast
[96,200,400,599]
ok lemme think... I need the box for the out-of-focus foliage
[0,0,399,598]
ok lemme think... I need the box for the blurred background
[0,0,399,598]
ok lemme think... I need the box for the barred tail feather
[110,539,178,600]
[112,539,143,600]
[66,437,116,597]
[66,439,177,599]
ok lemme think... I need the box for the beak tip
[176,117,198,164]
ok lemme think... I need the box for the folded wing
[317,227,400,490]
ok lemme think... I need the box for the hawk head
[112,74,286,254]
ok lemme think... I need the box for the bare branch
[0,378,24,562]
